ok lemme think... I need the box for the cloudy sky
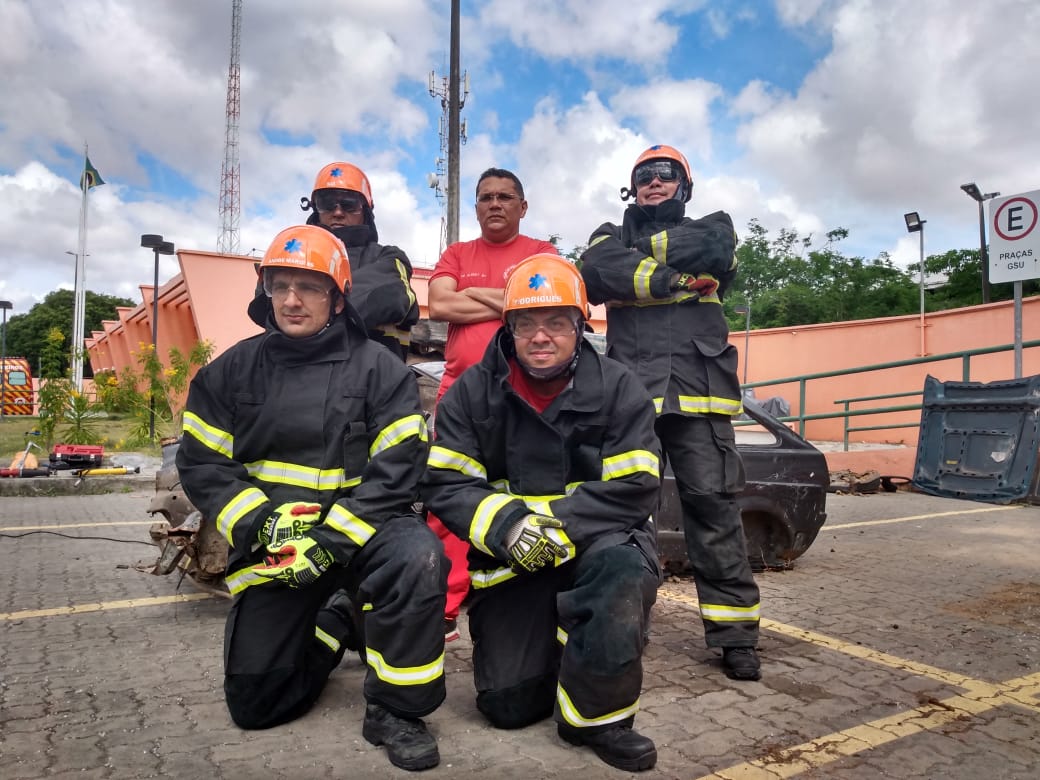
[1,0,1038,319]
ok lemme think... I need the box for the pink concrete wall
[731,297,1040,443]
[83,247,1039,451]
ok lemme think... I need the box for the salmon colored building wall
[84,248,1039,451]
[733,297,1040,443]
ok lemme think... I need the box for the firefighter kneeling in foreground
[423,254,663,772]
[177,225,447,772]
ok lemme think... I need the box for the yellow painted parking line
[658,589,1040,779]
[0,521,155,532]
[0,592,215,621]
[825,505,1017,531]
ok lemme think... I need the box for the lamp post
[904,212,927,357]
[733,303,751,386]
[960,183,1000,304]
[0,300,12,419]
[140,234,176,441]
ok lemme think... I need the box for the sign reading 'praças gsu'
[989,189,1040,283]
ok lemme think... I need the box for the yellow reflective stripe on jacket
[395,259,417,307]
[216,487,268,543]
[379,325,412,346]
[371,414,427,457]
[245,459,360,491]
[557,626,568,646]
[649,230,668,264]
[225,565,268,595]
[470,565,518,589]
[610,289,705,307]
[557,683,639,728]
[699,602,761,622]
[632,257,656,301]
[326,503,377,547]
[469,493,516,555]
[365,648,444,686]
[183,411,233,458]
[601,449,660,480]
[428,445,486,479]
[676,395,743,416]
[315,625,340,654]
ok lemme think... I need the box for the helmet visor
[314,191,364,214]
[633,160,681,187]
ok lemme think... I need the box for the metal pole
[978,200,991,304]
[0,303,9,419]
[446,0,461,246]
[919,225,926,357]
[742,307,750,385]
[149,247,159,441]
[1014,281,1023,378]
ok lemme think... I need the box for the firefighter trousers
[467,543,659,732]
[656,414,761,647]
[223,514,448,729]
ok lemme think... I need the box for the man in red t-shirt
[428,168,558,638]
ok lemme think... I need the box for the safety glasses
[633,161,680,187]
[509,315,578,339]
[314,191,364,213]
[263,273,334,303]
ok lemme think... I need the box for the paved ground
[1,489,1038,779]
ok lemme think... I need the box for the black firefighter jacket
[422,330,663,590]
[580,202,743,418]
[176,309,429,595]
[307,218,419,360]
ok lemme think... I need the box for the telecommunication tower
[218,0,242,255]
[428,0,467,252]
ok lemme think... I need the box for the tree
[729,221,918,330]
[3,290,134,378]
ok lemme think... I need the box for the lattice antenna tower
[217,0,243,254]
[427,68,468,255]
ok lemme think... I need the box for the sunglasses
[633,161,680,187]
[314,192,364,213]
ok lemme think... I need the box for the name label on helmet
[512,294,564,305]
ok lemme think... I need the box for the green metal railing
[738,340,1040,449]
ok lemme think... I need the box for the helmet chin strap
[516,326,583,381]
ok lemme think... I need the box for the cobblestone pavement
[1,490,1038,779]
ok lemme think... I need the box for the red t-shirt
[507,359,565,413]
[432,234,558,399]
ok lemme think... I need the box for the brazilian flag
[80,156,105,190]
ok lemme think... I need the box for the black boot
[558,722,657,772]
[722,646,761,680]
[363,704,440,771]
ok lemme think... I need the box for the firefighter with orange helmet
[178,224,447,771]
[581,145,762,681]
[290,161,419,360]
[423,254,662,772]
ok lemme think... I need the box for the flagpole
[73,145,89,390]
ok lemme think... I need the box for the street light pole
[0,300,12,419]
[904,212,927,357]
[960,183,1000,304]
[140,234,176,442]
[733,303,751,386]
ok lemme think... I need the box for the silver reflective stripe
[216,487,268,543]
[602,449,660,480]
[371,414,428,457]
[326,504,377,547]
[428,445,486,479]
[557,683,639,728]
[182,411,233,458]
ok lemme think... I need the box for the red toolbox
[50,444,104,468]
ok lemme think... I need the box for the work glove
[253,533,334,589]
[257,502,323,550]
[671,272,719,297]
[505,515,567,573]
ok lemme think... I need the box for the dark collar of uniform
[259,313,363,366]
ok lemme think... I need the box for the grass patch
[0,415,157,464]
